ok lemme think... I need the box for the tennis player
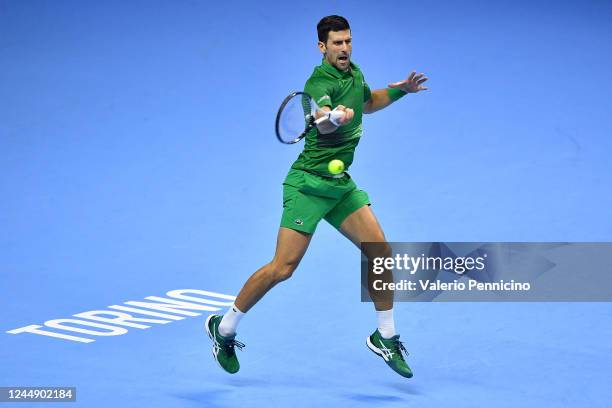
[206,15,428,378]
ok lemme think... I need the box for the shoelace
[213,336,246,353]
[230,339,246,352]
[222,339,245,352]
[395,339,408,355]
[388,339,409,360]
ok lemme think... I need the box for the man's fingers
[332,107,353,125]
[388,81,404,88]
[390,72,428,92]
[342,108,354,124]
[412,73,428,86]
[418,86,429,91]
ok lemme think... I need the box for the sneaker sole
[204,314,225,371]
[366,336,389,361]
[205,314,215,340]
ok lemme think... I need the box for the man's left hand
[388,71,429,93]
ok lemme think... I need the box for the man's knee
[364,240,392,261]
[269,259,300,282]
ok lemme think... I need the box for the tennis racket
[275,91,345,144]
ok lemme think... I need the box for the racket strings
[275,91,318,144]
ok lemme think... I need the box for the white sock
[218,303,245,337]
[376,308,396,339]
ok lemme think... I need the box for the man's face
[319,29,352,71]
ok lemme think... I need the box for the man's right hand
[315,105,355,134]
[334,105,354,125]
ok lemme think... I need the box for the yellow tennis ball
[328,159,345,175]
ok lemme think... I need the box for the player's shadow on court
[173,389,233,408]
[345,393,405,403]
[383,381,422,395]
[343,381,421,403]
[222,374,322,389]
[223,377,270,387]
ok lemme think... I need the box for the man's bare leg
[217,226,312,336]
[339,205,412,378]
[234,227,312,312]
[206,227,312,374]
[338,205,393,311]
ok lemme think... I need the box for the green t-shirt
[291,59,372,176]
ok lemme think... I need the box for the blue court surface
[2,1,612,407]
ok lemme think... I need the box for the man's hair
[317,15,350,43]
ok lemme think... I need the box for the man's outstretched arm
[363,71,429,114]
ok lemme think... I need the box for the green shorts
[280,169,370,234]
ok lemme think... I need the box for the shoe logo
[294,219,304,226]
[379,339,394,360]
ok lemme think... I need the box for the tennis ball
[328,159,345,175]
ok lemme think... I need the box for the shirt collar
[320,58,358,79]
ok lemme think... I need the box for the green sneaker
[205,314,244,374]
[366,329,413,378]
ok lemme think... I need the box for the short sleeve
[363,77,372,102]
[304,76,333,108]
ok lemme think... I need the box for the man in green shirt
[206,15,428,378]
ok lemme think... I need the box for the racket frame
[275,91,317,144]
